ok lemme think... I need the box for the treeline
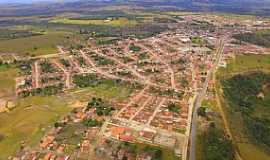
[18,83,64,97]
[222,72,270,149]
[0,29,43,41]
[73,74,142,89]
[233,30,270,48]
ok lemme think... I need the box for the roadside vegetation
[196,97,234,160]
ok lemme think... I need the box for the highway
[188,38,225,160]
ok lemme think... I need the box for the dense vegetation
[87,97,115,116]
[201,123,234,160]
[0,29,43,40]
[222,72,270,150]
[83,118,103,127]
[18,83,64,97]
[40,60,57,73]
[168,102,181,113]
[233,30,270,48]
[129,43,141,52]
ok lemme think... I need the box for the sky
[0,0,65,4]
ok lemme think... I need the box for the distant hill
[0,0,270,16]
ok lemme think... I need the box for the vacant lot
[0,96,72,159]
[219,54,270,77]
[0,65,18,97]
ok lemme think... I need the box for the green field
[50,17,138,27]
[0,31,72,57]
[217,54,270,160]
[70,81,135,102]
[0,96,72,159]
[135,142,178,160]
[219,54,270,77]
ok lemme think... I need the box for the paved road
[189,39,225,160]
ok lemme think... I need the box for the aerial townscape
[0,1,270,160]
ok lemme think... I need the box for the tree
[197,107,206,117]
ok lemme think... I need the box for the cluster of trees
[149,87,183,99]
[223,72,270,149]
[191,36,205,46]
[0,29,42,40]
[168,102,181,114]
[40,60,56,73]
[19,83,64,97]
[77,57,87,67]
[233,30,270,48]
[190,20,216,32]
[153,17,177,23]
[92,54,115,66]
[60,59,70,68]
[73,74,141,90]
[129,43,141,52]
[73,74,100,88]
[41,76,61,83]
[138,52,149,60]
[83,118,103,127]
[202,123,234,160]
[97,38,119,45]
[87,97,115,116]
[143,146,162,160]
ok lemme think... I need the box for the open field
[0,65,18,97]
[0,31,72,57]
[219,54,270,77]
[70,82,134,102]
[217,54,270,160]
[135,142,178,160]
[50,17,138,27]
[0,96,72,159]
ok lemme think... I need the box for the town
[0,5,269,160]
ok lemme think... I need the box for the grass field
[0,31,72,57]
[0,96,72,159]
[217,54,270,160]
[135,142,178,160]
[0,65,18,97]
[70,82,134,102]
[219,54,270,77]
[50,17,138,27]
